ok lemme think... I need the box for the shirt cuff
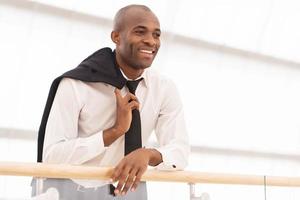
[154,147,179,171]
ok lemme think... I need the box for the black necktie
[124,79,143,155]
[109,78,143,196]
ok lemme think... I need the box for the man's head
[111,5,161,73]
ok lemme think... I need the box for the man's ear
[111,31,120,45]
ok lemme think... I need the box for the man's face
[115,10,161,70]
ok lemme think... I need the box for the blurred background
[1,0,300,199]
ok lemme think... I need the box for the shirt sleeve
[154,79,190,171]
[43,78,107,164]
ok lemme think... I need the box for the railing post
[188,183,210,200]
[35,178,44,195]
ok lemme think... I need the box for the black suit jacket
[37,47,126,162]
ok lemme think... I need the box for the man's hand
[114,88,139,134]
[112,148,150,196]
[111,148,161,196]
[103,89,139,146]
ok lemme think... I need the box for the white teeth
[140,50,153,54]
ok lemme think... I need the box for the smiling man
[35,4,189,200]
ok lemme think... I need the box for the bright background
[1,0,300,199]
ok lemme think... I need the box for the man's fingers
[112,163,123,182]
[115,166,131,195]
[124,93,138,103]
[121,168,138,195]
[114,89,122,101]
[115,90,139,107]
[128,101,140,110]
[131,167,146,192]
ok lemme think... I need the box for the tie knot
[126,78,143,94]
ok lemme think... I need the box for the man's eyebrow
[133,25,147,30]
[133,25,161,32]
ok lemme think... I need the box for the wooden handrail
[0,161,300,187]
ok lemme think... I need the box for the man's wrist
[112,125,124,137]
[144,148,163,166]
[103,126,124,146]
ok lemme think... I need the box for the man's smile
[138,48,156,59]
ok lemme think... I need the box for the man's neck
[115,53,144,80]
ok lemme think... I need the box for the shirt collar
[119,68,148,88]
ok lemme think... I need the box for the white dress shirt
[43,68,190,187]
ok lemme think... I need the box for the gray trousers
[31,178,147,200]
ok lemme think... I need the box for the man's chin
[135,55,156,68]
[132,62,153,70]
[139,64,152,69]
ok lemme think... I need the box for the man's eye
[153,32,161,38]
[135,30,145,35]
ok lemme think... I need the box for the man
[35,4,189,200]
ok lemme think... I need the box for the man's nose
[142,34,156,46]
